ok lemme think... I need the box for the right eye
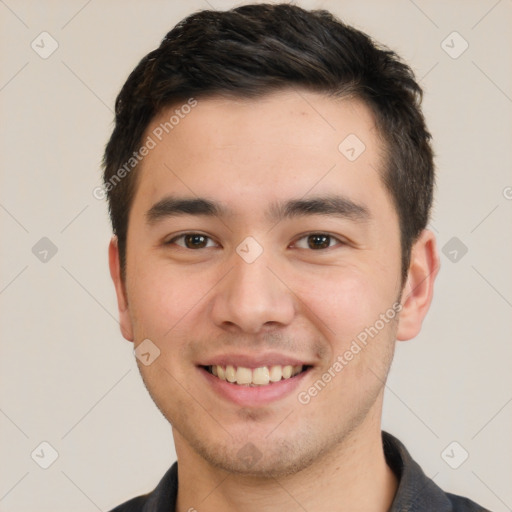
[165,233,218,250]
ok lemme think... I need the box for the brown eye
[167,233,216,249]
[293,233,342,250]
[307,234,331,249]
[184,234,208,248]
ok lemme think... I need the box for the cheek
[126,260,204,340]
[295,269,399,402]
[294,267,390,341]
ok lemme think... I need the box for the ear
[396,229,440,341]
[108,236,134,342]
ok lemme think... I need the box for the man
[104,3,490,511]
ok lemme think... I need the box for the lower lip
[199,366,311,407]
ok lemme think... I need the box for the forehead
[133,90,388,216]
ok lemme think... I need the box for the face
[110,89,437,477]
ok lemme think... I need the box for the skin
[109,89,439,511]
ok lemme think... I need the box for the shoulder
[447,493,492,511]
[109,495,148,512]
[383,432,492,512]
[107,462,178,512]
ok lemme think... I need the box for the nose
[210,250,296,334]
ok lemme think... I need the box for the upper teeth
[210,364,303,386]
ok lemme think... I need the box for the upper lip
[198,352,313,368]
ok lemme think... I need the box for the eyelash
[165,232,345,250]
[166,233,217,249]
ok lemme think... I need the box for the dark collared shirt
[110,432,491,511]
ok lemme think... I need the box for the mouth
[202,364,311,386]
[197,354,314,406]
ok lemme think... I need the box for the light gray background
[1,1,511,511]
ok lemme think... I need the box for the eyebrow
[270,195,370,222]
[145,194,370,225]
[146,197,223,224]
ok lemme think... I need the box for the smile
[204,364,308,386]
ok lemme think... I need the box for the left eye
[168,233,217,249]
[293,234,342,250]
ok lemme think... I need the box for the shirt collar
[143,431,455,512]
[383,431,454,511]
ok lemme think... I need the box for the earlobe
[108,236,135,342]
[396,230,440,341]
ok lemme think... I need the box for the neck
[174,418,397,512]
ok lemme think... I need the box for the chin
[207,445,318,478]
[185,424,332,478]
